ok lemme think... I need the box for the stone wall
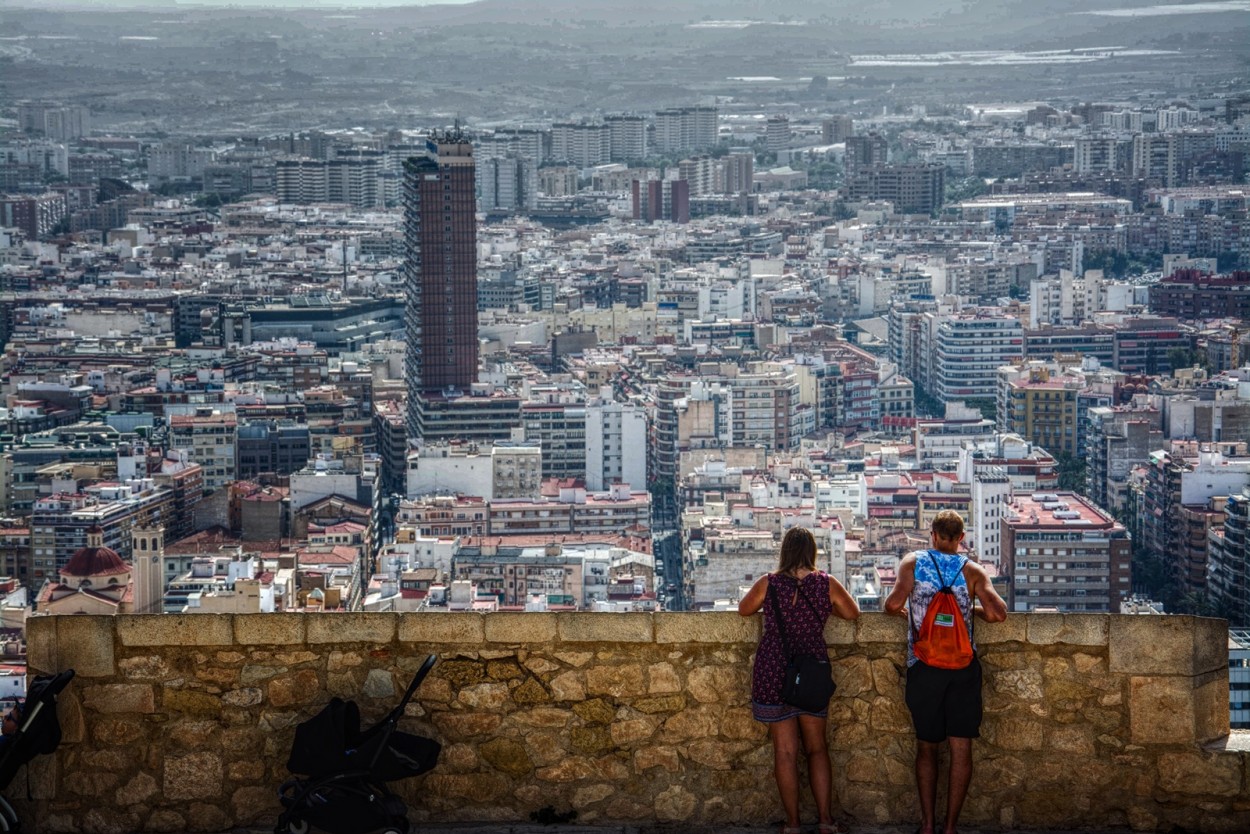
[20,612,1248,833]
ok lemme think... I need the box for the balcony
[20,613,1249,833]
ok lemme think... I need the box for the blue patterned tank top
[906,549,975,668]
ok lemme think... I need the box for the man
[884,510,1007,834]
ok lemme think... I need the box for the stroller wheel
[281,819,309,834]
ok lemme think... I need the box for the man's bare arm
[883,555,915,618]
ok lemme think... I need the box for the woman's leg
[798,713,833,824]
[769,718,802,827]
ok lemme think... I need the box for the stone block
[584,664,646,698]
[163,751,223,801]
[305,613,395,645]
[1195,670,1231,744]
[399,612,484,644]
[1110,615,1212,676]
[53,616,116,678]
[1129,675,1195,744]
[483,612,556,644]
[824,616,856,646]
[117,614,233,647]
[82,683,155,715]
[978,616,1027,645]
[1028,613,1108,646]
[857,613,906,644]
[655,612,757,643]
[558,612,652,643]
[233,614,304,646]
[1157,751,1243,796]
[26,615,57,675]
[1194,616,1232,676]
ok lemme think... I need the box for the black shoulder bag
[767,580,836,712]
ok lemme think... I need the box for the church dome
[63,526,128,578]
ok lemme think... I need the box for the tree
[944,176,987,205]
[1167,346,1206,373]
[1055,453,1087,495]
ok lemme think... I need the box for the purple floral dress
[751,571,833,722]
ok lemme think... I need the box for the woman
[739,526,860,834]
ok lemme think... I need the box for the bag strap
[928,550,950,590]
[766,581,795,660]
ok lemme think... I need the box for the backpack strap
[929,550,976,646]
[766,581,796,660]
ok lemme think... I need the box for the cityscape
[3,0,1250,831]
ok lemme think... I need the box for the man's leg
[914,739,941,834]
[943,736,973,834]
[942,658,983,834]
[769,718,803,828]
[906,660,946,834]
[797,714,833,825]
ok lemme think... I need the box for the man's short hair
[931,510,965,541]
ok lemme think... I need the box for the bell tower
[131,526,165,615]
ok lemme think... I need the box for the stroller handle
[395,654,437,717]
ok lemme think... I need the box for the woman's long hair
[777,527,817,575]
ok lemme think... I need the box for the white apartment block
[934,313,1025,402]
[654,106,719,155]
[275,156,384,209]
[765,115,791,153]
[406,442,542,500]
[605,115,648,162]
[168,409,237,492]
[492,129,547,165]
[551,123,610,168]
[678,155,716,197]
[585,399,648,492]
[149,144,216,184]
[1,141,69,179]
[1030,269,1104,328]
[914,402,997,468]
[478,155,537,213]
[1074,136,1126,175]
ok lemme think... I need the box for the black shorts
[905,656,983,743]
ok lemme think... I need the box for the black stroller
[276,655,441,834]
[0,669,75,834]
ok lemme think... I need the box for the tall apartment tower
[403,134,480,439]
[844,132,888,175]
[822,115,854,144]
[724,148,755,194]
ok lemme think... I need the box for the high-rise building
[844,163,946,215]
[933,313,1025,402]
[765,115,791,154]
[654,106,719,155]
[550,123,610,168]
[1212,490,1250,625]
[275,154,385,209]
[1002,491,1132,613]
[724,149,754,194]
[631,178,689,224]
[403,135,481,439]
[605,115,648,162]
[844,133,888,175]
[822,116,854,145]
[678,155,715,197]
[477,155,537,213]
[17,102,89,141]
